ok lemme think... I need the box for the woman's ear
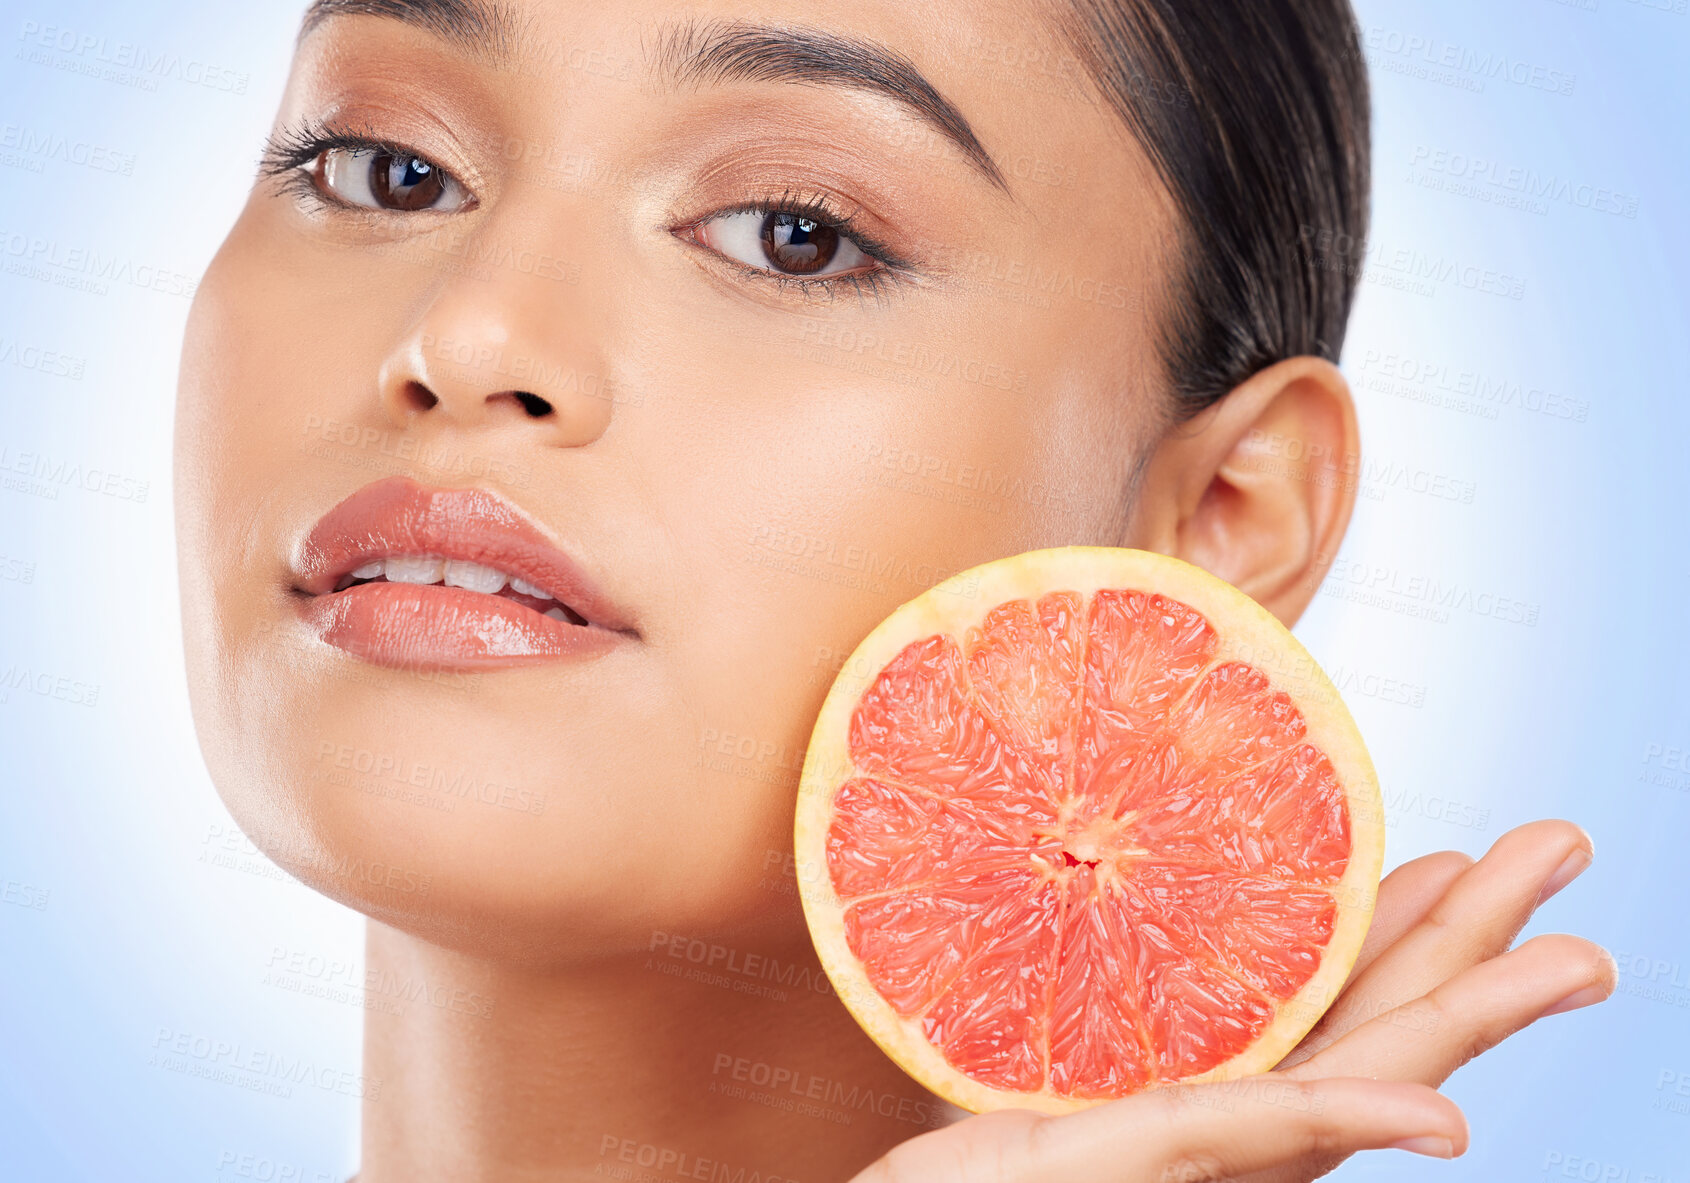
[1121,356,1360,627]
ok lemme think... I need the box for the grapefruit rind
[794,546,1384,1116]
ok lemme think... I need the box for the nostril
[512,391,553,417]
[400,380,439,412]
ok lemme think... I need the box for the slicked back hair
[1057,0,1371,421]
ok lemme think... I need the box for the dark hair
[1058,0,1371,421]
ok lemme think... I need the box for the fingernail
[1536,848,1592,907]
[1390,1136,1455,1158]
[1536,984,1608,1019]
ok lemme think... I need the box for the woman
[173,0,1615,1178]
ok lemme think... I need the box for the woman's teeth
[336,556,583,623]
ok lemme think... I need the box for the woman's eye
[312,146,472,213]
[692,210,876,278]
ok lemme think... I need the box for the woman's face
[174,0,1178,962]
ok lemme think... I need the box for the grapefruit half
[794,547,1383,1115]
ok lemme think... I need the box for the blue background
[1,1,1686,1179]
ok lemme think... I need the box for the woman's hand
[851,819,1616,1183]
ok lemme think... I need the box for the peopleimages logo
[149,1028,378,1100]
[0,227,198,298]
[1409,145,1640,219]
[0,336,85,380]
[1319,557,1542,627]
[0,442,149,503]
[15,20,250,94]
[0,124,136,175]
[1357,26,1576,95]
[1295,226,1526,301]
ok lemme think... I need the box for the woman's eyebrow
[298,2,1011,196]
[649,20,1010,194]
[299,0,522,64]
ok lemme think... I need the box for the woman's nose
[373,236,616,449]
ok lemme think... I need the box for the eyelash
[675,189,912,302]
[258,118,912,301]
[257,117,455,213]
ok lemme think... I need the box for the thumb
[854,1076,1466,1183]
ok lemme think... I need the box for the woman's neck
[353,918,950,1182]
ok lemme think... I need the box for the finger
[992,1076,1467,1182]
[1283,933,1617,1087]
[1297,819,1591,1058]
[1276,850,1474,1070]
[1349,850,1475,980]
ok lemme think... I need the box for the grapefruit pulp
[795,547,1383,1115]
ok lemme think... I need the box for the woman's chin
[190,683,798,965]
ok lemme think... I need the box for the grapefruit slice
[795,547,1383,1115]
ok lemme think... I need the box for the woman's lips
[293,476,635,670]
[300,581,620,669]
